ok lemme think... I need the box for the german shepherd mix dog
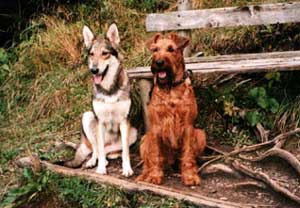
[65,24,137,177]
[136,33,206,185]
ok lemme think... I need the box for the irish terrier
[136,33,206,186]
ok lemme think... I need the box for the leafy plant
[246,87,280,127]
[1,168,51,207]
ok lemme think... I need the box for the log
[146,2,300,31]
[18,157,255,208]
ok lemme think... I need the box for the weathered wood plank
[127,51,300,78]
[184,50,300,63]
[177,0,192,57]
[146,2,300,32]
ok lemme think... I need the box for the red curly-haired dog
[136,33,206,186]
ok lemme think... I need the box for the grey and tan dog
[65,24,137,177]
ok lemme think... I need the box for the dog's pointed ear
[145,33,162,50]
[83,25,94,48]
[169,32,189,50]
[106,23,120,48]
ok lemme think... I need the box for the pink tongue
[158,71,167,78]
[93,75,102,84]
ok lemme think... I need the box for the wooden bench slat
[185,50,300,63]
[146,2,300,32]
[127,51,300,78]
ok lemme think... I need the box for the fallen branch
[232,161,300,204]
[17,156,254,208]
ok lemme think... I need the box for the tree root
[199,128,300,204]
[223,181,267,190]
[201,163,242,178]
[232,161,300,204]
[239,148,300,175]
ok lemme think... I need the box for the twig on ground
[133,160,143,169]
[198,155,222,173]
[224,181,267,190]
[206,144,227,155]
[255,123,269,143]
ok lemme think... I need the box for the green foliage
[1,168,51,207]
[248,87,279,113]
[0,149,19,165]
[246,86,280,126]
[1,169,194,208]
[124,0,170,12]
[245,110,261,127]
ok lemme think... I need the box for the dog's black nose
[155,59,164,67]
[90,67,99,74]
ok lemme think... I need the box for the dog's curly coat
[136,33,206,186]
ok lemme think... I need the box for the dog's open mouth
[158,71,167,79]
[93,75,103,85]
[92,65,109,85]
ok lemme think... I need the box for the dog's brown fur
[136,33,206,186]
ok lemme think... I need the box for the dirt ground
[72,142,300,208]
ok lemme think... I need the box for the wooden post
[177,0,192,57]
[137,79,152,131]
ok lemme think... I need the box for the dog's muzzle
[90,67,99,75]
[90,65,109,85]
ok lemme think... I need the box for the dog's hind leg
[64,112,97,168]
[64,132,92,168]
[81,111,100,168]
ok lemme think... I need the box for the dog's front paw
[85,156,97,168]
[182,172,201,186]
[122,166,134,177]
[136,170,163,185]
[96,165,107,174]
[122,162,134,177]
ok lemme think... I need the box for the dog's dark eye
[89,52,94,56]
[168,46,174,52]
[153,47,158,52]
[102,51,109,56]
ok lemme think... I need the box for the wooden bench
[23,2,300,208]
[128,1,300,130]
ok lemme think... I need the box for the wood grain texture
[146,2,300,31]
[127,51,300,78]
[177,0,192,57]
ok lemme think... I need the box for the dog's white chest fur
[92,98,131,124]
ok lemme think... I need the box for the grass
[0,168,195,208]
[1,0,300,207]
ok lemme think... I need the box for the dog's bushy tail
[64,132,92,168]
